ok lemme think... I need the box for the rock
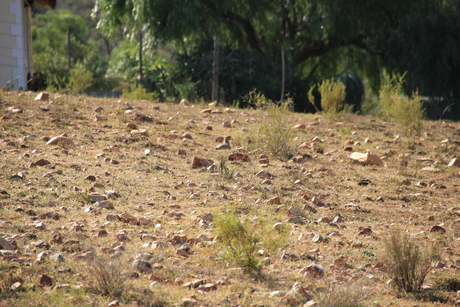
[349,152,383,166]
[256,170,271,179]
[50,253,64,262]
[94,200,114,209]
[10,282,23,291]
[358,227,373,235]
[448,158,460,167]
[130,129,149,136]
[288,216,306,224]
[35,92,49,101]
[430,225,446,234]
[176,249,189,258]
[36,251,48,262]
[286,206,302,216]
[421,167,442,173]
[33,159,51,167]
[300,264,325,278]
[228,152,250,162]
[0,235,15,250]
[181,297,197,306]
[90,194,107,202]
[85,175,96,181]
[312,233,324,243]
[178,149,187,156]
[222,120,232,128]
[46,135,74,147]
[39,274,53,286]
[191,156,213,168]
[259,154,270,164]
[266,196,281,205]
[126,122,137,129]
[116,232,129,241]
[132,260,152,273]
[180,99,190,106]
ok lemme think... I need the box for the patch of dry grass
[0,90,459,306]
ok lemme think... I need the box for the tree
[32,9,110,91]
[93,0,460,118]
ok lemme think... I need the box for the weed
[245,90,296,160]
[215,211,261,274]
[121,83,157,101]
[68,63,93,95]
[308,78,346,120]
[217,156,235,180]
[382,229,441,293]
[87,258,128,299]
[378,73,424,136]
[314,281,366,307]
[433,274,460,292]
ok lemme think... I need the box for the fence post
[212,36,219,102]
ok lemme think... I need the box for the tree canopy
[87,1,460,117]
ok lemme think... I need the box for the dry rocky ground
[0,90,459,306]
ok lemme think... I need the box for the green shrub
[378,74,424,136]
[215,211,261,274]
[382,230,441,293]
[246,90,295,160]
[68,63,93,95]
[308,79,346,120]
[121,83,156,101]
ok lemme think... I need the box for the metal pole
[212,36,219,102]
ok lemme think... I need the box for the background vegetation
[31,0,460,119]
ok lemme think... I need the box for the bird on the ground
[215,136,232,150]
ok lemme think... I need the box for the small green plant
[382,229,441,293]
[215,211,261,274]
[378,73,424,136]
[308,79,346,120]
[68,63,93,94]
[121,83,156,101]
[245,90,295,160]
[217,156,235,180]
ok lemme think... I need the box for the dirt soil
[0,90,459,306]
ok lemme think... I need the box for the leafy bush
[382,230,441,293]
[246,90,296,160]
[378,74,424,136]
[308,79,346,119]
[68,63,93,94]
[215,211,261,274]
[121,84,156,101]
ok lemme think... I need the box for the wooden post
[281,47,285,102]
[67,26,72,70]
[139,31,143,86]
[212,36,219,102]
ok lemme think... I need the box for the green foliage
[217,156,235,180]
[32,9,109,92]
[92,1,460,115]
[309,79,346,119]
[215,211,261,274]
[378,74,424,136]
[121,84,156,101]
[246,91,295,160]
[382,230,441,293]
[68,63,93,94]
